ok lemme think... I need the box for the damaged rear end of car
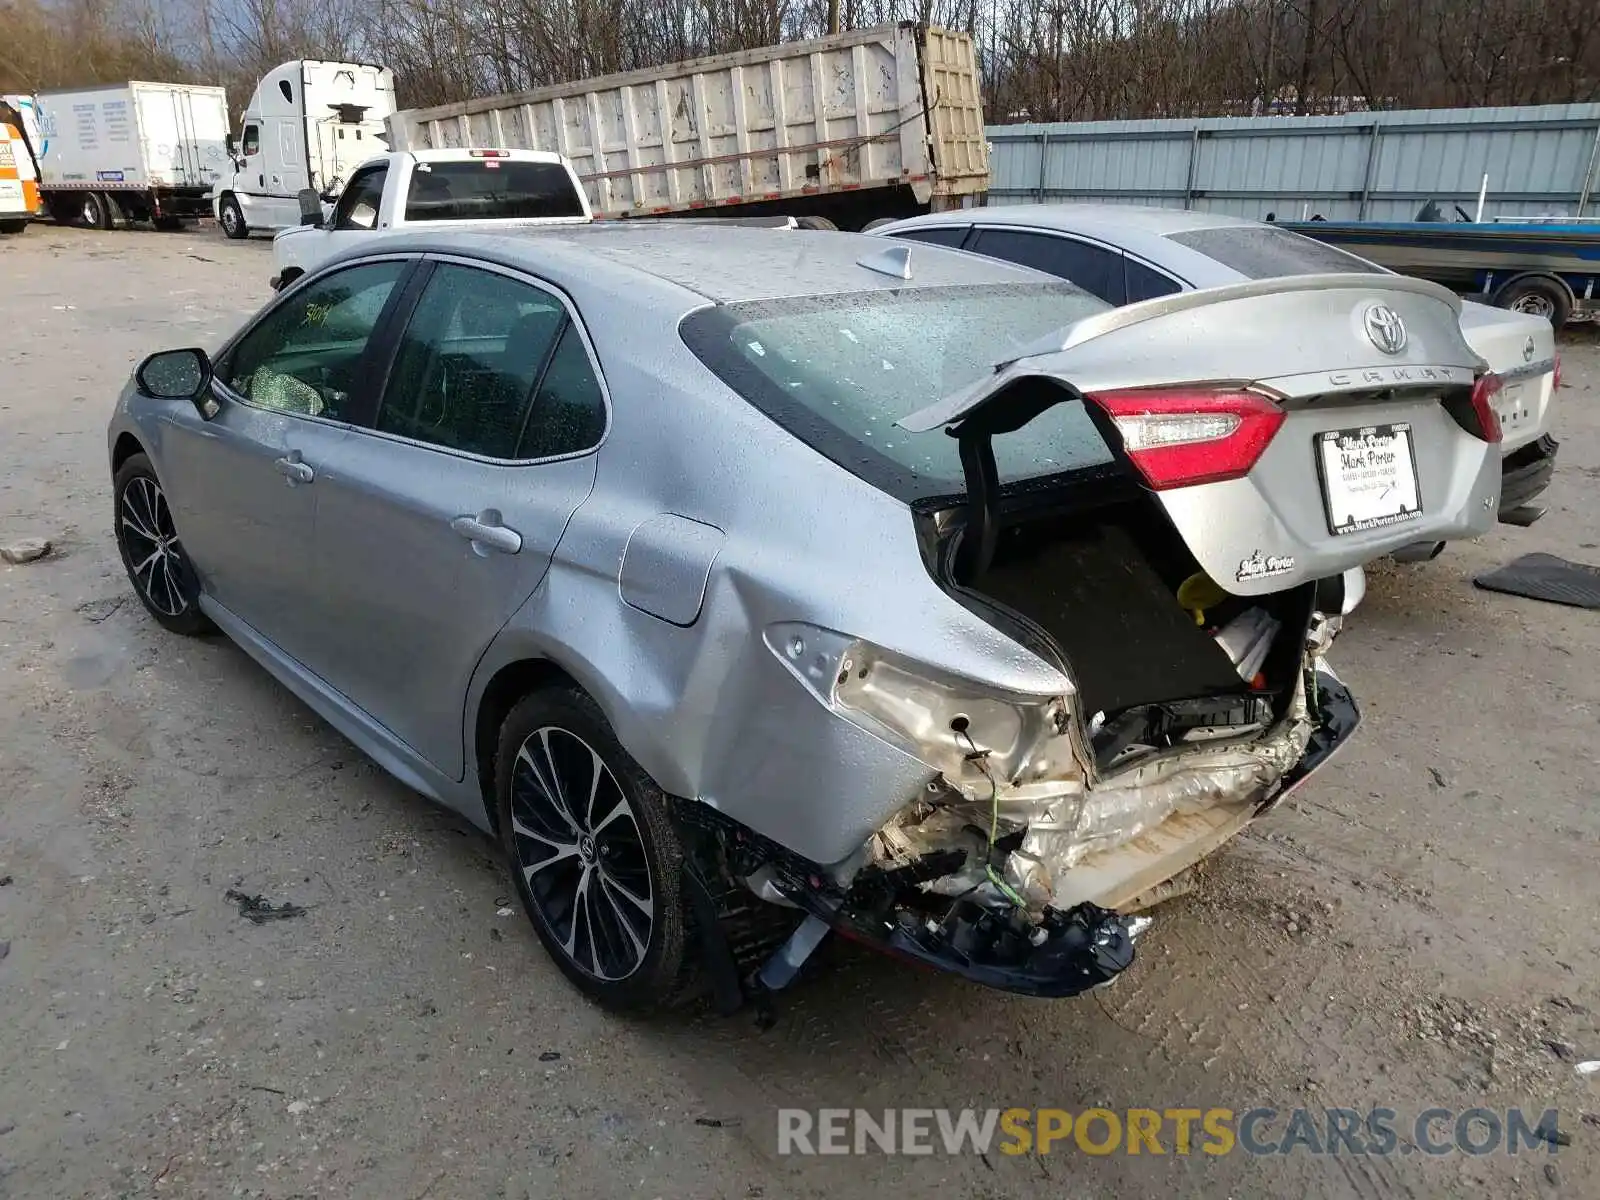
[683,271,1498,1003]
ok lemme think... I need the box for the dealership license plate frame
[1315,422,1424,536]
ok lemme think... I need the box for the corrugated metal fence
[986,104,1600,221]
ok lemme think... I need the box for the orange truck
[0,102,42,233]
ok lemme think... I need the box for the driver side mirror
[297,187,324,227]
[136,348,218,420]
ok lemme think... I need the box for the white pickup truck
[270,147,590,289]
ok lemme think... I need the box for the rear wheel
[80,190,113,230]
[1495,276,1572,327]
[218,195,248,240]
[496,686,696,1012]
[794,215,838,231]
[112,453,213,636]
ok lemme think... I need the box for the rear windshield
[680,283,1115,499]
[1166,225,1386,278]
[404,160,586,222]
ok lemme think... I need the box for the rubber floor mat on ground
[1474,552,1600,609]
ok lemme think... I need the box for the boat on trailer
[1279,202,1600,326]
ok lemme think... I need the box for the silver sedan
[876,204,1560,538]
[108,225,1499,1010]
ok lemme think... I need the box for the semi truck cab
[214,60,395,238]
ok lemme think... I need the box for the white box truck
[213,60,395,238]
[384,23,988,230]
[20,81,230,229]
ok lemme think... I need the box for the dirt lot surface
[1,226,1597,1199]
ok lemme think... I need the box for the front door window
[219,260,407,419]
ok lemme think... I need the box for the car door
[967,227,1129,305]
[234,121,268,222]
[160,257,414,662]
[274,117,309,220]
[305,257,606,777]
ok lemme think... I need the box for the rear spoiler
[898,272,1466,434]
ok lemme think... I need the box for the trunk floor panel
[973,520,1250,716]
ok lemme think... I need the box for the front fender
[271,227,328,278]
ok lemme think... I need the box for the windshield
[1166,225,1386,279]
[405,160,586,222]
[681,283,1114,499]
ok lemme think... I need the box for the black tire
[218,195,248,240]
[794,214,838,231]
[112,453,213,636]
[861,217,898,232]
[80,190,112,230]
[1494,276,1572,327]
[496,685,696,1013]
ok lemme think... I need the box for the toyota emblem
[1363,305,1407,355]
[1522,335,1536,363]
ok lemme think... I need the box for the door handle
[452,509,522,555]
[274,451,314,485]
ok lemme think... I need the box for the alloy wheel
[120,475,189,617]
[509,726,655,981]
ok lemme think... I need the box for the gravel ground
[0,226,1597,1199]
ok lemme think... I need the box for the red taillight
[1087,388,1285,490]
[1553,354,1562,390]
[1469,373,1504,444]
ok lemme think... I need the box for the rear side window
[405,160,586,222]
[1124,256,1184,303]
[377,263,605,460]
[891,226,969,249]
[519,324,607,459]
[681,283,1115,500]
[969,228,1126,305]
[1165,226,1386,278]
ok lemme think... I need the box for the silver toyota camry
[108,225,1501,1011]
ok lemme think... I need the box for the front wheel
[496,686,697,1012]
[112,453,213,636]
[218,195,248,240]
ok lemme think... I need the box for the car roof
[923,203,1259,237]
[322,222,1060,307]
[884,204,1281,289]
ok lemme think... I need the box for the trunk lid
[1456,300,1557,455]
[899,274,1502,596]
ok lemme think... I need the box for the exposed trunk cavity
[921,480,1317,770]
